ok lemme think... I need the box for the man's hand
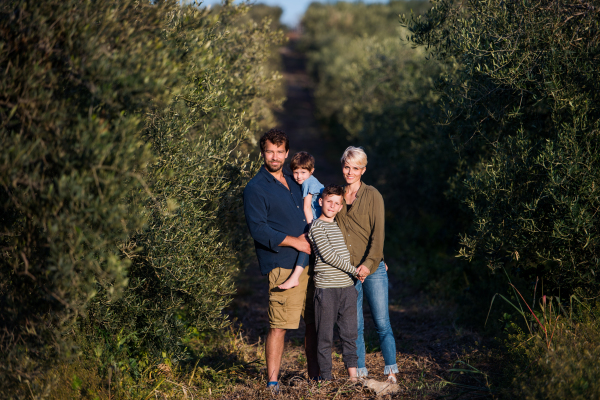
[356,265,370,280]
[295,233,311,254]
[280,234,311,254]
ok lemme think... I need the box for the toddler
[278,151,324,290]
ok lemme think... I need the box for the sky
[199,0,388,27]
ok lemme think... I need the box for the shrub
[0,0,181,395]
[299,1,470,297]
[405,0,600,295]
[83,2,285,363]
[505,296,600,399]
[0,0,285,397]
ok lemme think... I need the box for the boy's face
[319,194,344,219]
[293,168,313,185]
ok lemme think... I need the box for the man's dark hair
[322,184,344,199]
[290,151,315,171]
[260,129,289,153]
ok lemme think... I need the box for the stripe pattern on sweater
[309,218,357,288]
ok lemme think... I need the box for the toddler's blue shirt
[302,175,324,219]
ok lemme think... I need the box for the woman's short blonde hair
[340,146,367,169]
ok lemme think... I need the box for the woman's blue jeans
[355,261,398,377]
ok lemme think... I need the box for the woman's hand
[356,265,370,280]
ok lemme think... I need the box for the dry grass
[218,261,500,400]
[38,320,498,400]
[502,294,600,400]
[219,341,497,399]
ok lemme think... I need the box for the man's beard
[265,160,283,173]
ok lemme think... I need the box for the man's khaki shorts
[268,266,315,329]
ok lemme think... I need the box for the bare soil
[222,40,496,400]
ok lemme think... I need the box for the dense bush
[401,1,600,395]
[85,2,285,362]
[405,0,600,295]
[0,0,284,396]
[300,1,472,295]
[503,298,600,399]
[0,0,182,394]
[301,1,432,137]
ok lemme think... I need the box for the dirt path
[224,41,493,399]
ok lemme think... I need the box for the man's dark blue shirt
[243,165,308,275]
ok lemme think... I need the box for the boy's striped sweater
[309,218,357,289]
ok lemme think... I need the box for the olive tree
[405,0,600,293]
[0,0,182,394]
[84,3,285,361]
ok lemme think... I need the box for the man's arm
[280,234,311,254]
[303,195,313,224]
[243,186,287,251]
[309,224,357,276]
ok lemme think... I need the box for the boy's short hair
[260,129,289,153]
[322,184,344,199]
[290,151,315,171]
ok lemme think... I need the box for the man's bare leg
[266,328,286,383]
[305,323,319,378]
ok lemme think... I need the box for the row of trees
[302,0,599,397]
[0,0,284,397]
[406,0,600,295]
[302,0,599,306]
[300,1,469,300]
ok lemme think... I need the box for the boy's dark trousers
[314,286,358,380]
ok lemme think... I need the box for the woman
[335,146,398,382]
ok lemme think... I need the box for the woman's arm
[303,194,313,224]
[362,189,385,272]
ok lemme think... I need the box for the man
[243,129,319,392]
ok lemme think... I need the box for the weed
[487,275,600,399]
[38,324,263,399]
[297,353,307,366]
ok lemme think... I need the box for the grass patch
[37,325,264,399]
[506,297,600,399]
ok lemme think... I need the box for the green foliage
[245,3,287,32]
[300,1,471,297]
[41,326,263,399]
[301,1,430,53]
[0,0,285,397]
[405,0,600,294]
[506,299,600,399]
[84,2,285,363]
[301,1,432,135]
[0,0,181,394]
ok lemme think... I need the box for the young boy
[308,184,359,381]
[278,152,324,290]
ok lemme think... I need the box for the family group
[243,129,397,393]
